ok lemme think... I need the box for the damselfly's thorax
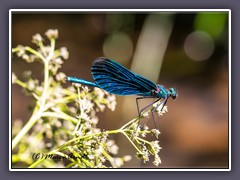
[152,85,177,99]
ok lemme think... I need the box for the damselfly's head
[155,85,177,100]
[168,88,177,100]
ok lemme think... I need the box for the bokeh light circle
[184,31,215,61]
[103,32,133,63]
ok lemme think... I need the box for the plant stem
[12,106,41,149]
[12,40,55,150]
[40,61,49,107]
[122,131,142,155]
[101,148,116,167]
[41,112,78,124]
[15,79,28,89]
[25,46,46,61]
[120,117,139,130]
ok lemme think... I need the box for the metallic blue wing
[91,57,157,96]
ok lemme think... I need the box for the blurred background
[12,11,229,168]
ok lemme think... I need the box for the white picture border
[9,9,231,171]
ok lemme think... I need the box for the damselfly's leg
[136,97,156,117]
[136,97,161,128]
[152,97,168,113]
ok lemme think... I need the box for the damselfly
[67,57,177,127]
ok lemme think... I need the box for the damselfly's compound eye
[169,88,177,100]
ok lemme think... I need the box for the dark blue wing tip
[93,57,118,66]
[93,57,108,64]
